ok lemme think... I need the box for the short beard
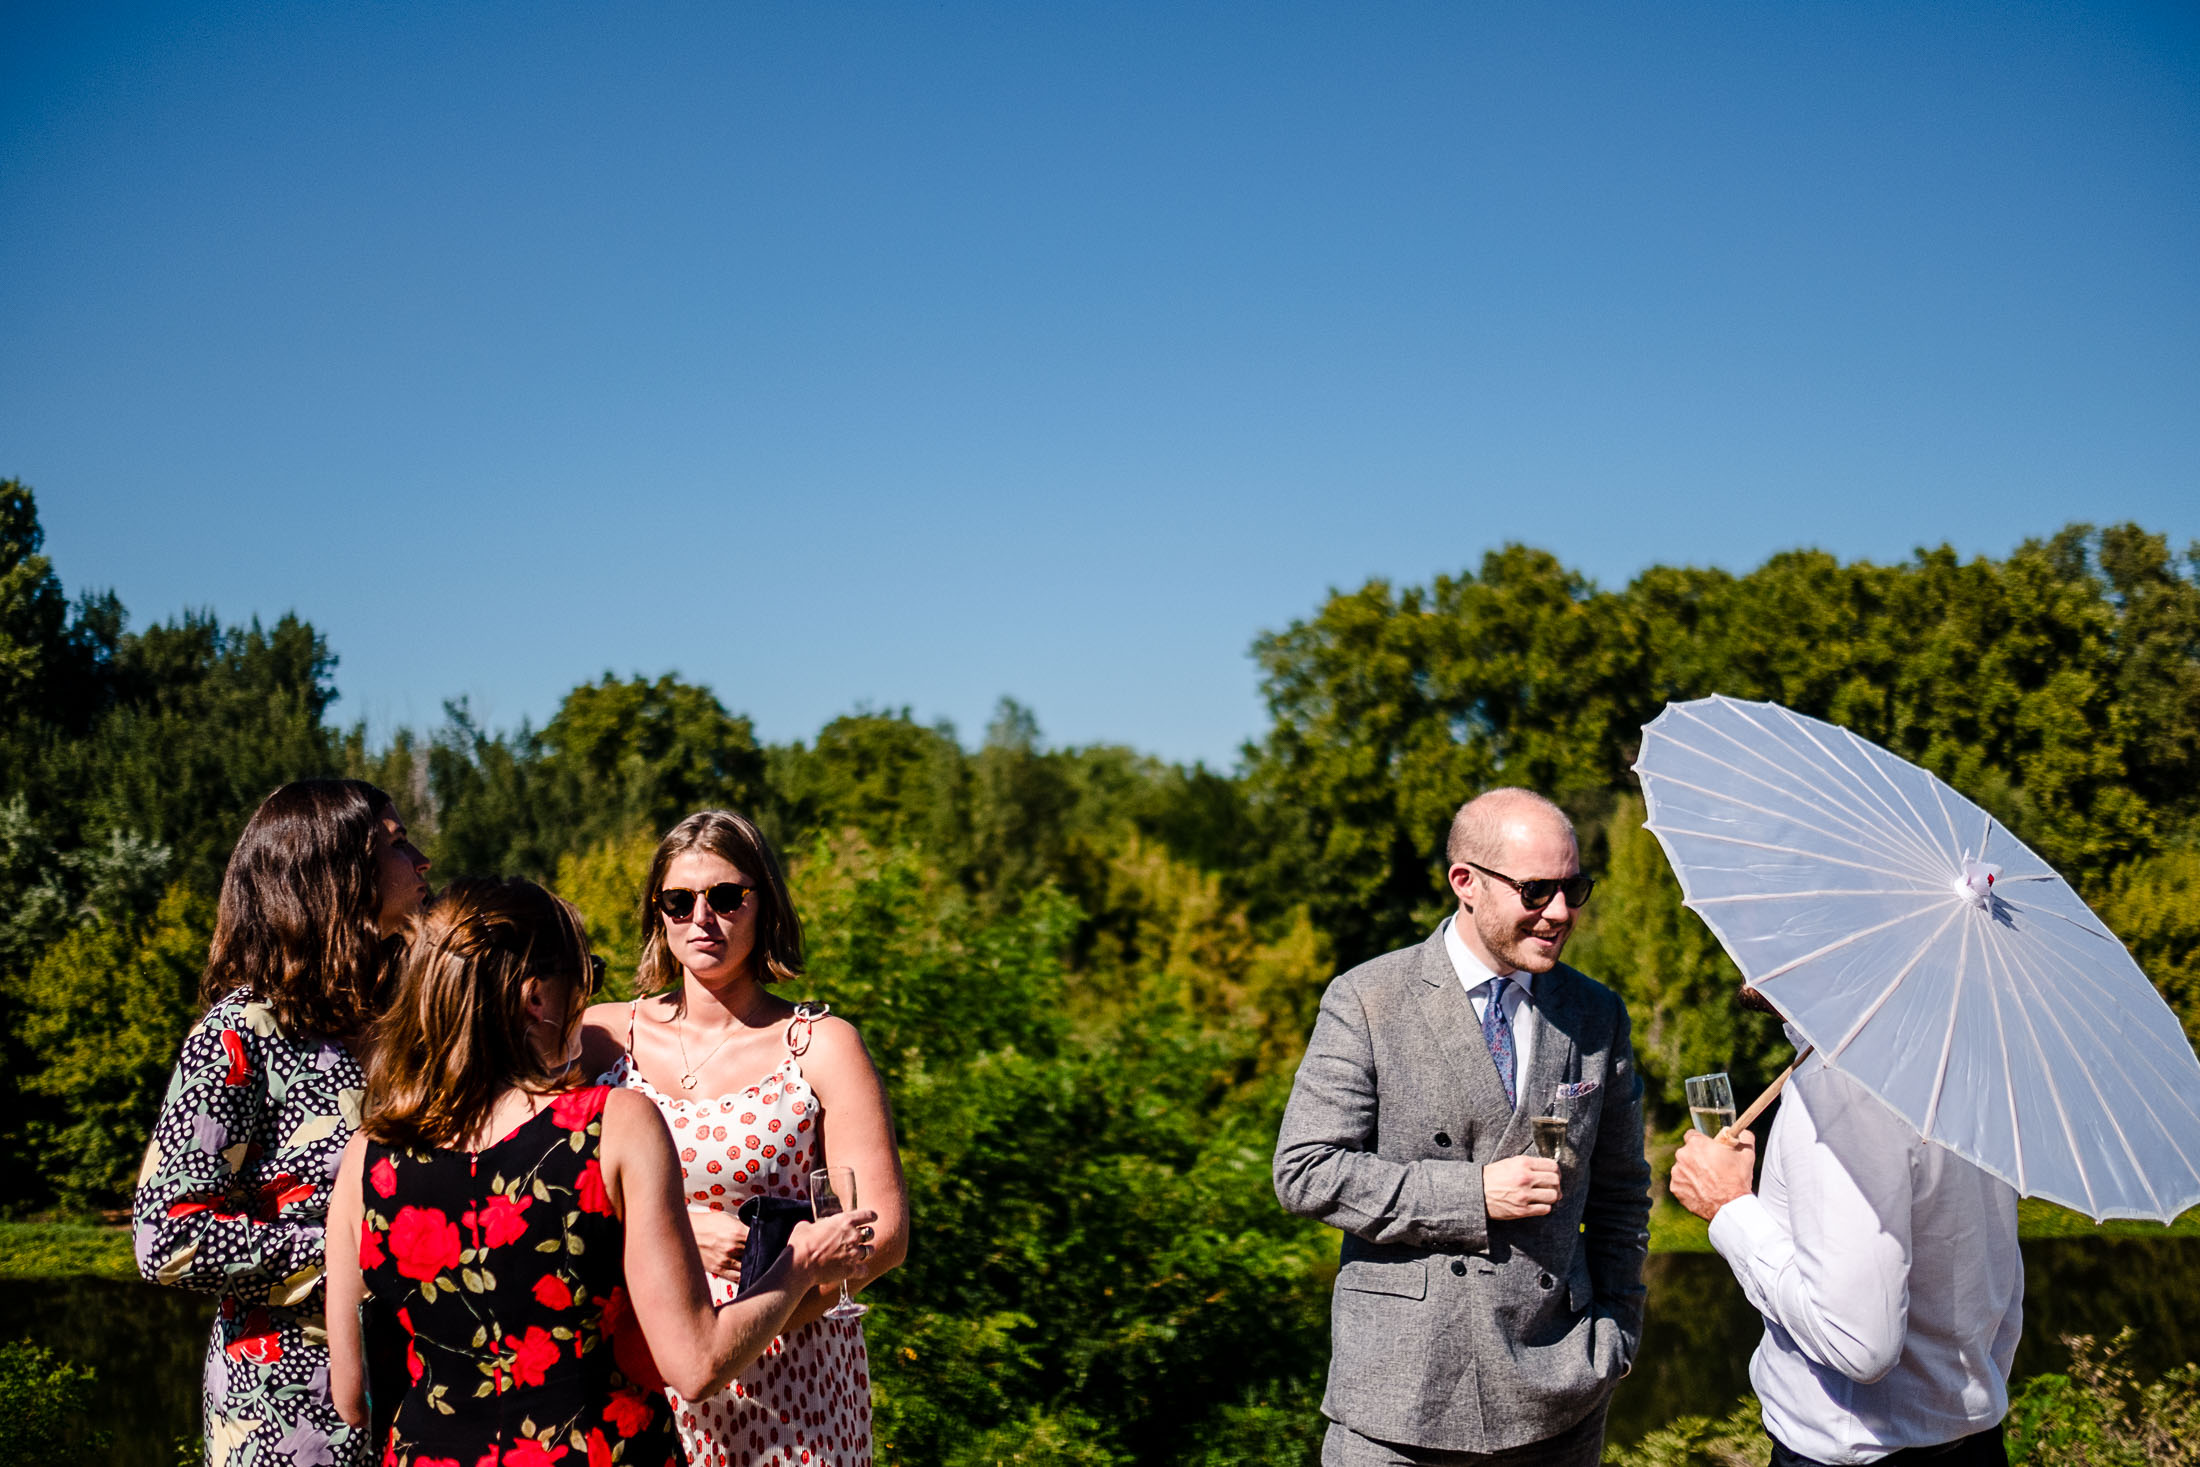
[1736,985,1782,1016]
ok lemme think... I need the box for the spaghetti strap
[625,997,641,1052]
[785,1002,831,1058]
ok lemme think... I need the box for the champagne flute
[808,1165,869,1320]
[1532,1087,1574,1165]
[1686,1072,1738,1139]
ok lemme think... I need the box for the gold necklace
[674,1012,741,1090]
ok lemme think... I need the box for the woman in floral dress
[581,810,908,1467]
[323,876,874,1467]
[134,778,431,1467]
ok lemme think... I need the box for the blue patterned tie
[1482,976,1516,1109]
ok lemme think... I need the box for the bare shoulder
[601,1086,668,1139]
[581,1000,633,1034]
[800,1011,873,1064]
[799,1012,886,1099]
[579,1001,634,1070]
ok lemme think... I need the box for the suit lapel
[1412,926,1515,1127]
[1520,965,1585,1114]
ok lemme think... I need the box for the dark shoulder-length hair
[363,876,598,1150]
[200,778,396,1037]
[635,809,803,1010]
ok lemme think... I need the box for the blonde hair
[635,810,804,1011]
[363,877,597,1149]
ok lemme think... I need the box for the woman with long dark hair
[324,876,872,1467]
[580,809,908,1467]
[134,778,430,1467]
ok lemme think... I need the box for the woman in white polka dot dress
[582,810,907,1467]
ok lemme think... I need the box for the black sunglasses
[581,954,605,995]
[1464,861,1594,913]
[655,883,756,922]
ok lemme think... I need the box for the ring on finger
[858,1225,874,1242]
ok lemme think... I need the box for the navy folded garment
[735,1195,812,1298]
[358,1293,408,1458]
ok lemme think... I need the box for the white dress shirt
[1441,915,1535,1104]
[1707,1045,2024,1464]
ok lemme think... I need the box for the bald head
[1447,788,1575,869]
[1445,788,1584,974]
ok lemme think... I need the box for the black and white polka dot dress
[133,988,372,1467]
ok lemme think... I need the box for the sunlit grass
[1,1197,2194,1289]
[0,1221,137,1281]
[1647,1196,2200,1257]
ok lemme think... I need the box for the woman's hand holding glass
[787,1210,877,1291]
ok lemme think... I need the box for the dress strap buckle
[785,1003,831,1057]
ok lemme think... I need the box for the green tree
[768,709,971,861]
[1564,796,1788,1109]
[10,885,211,1209]
[0,481,68,707]
[0,1339,108,1465]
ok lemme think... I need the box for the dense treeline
[3,476,2198,1464]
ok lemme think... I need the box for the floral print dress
[602,1003,874,1467]
[358,1086,679,1467]
[134,989,372,1467]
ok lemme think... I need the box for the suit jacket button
[1434,1132,1451,1147]
[1451,1260,1468,1276]
[1539,1272,1554,1289]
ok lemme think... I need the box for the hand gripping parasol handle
[1716,1046,1814,1147]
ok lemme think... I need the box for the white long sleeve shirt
[1707,1050,2024,1464]
[1441,915,1536,1101]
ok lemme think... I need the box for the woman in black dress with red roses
[324,877,874,1467]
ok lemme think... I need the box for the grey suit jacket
[1274,927,1652,1455]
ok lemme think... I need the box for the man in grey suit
[1275,788,1652,1466]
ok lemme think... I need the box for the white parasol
[1632,694,2200,1222]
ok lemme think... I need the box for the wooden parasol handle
[1716,1046,1814,1147]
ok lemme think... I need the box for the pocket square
[1556,1080,1600,1100]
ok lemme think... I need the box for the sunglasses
[655,883,756,922]
[1464,861,1595,913]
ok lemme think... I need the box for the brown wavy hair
[200,778,398,1037]
[635,810,804,1011]
[362,877,599,1150]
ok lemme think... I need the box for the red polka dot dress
[602,1003,874,1467]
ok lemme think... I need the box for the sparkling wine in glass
[1686,1072,1738,1139]
[1532,1088,1574,1164]
[808,1165,869,1320]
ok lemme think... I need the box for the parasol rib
[1923,771,1981,879]
[1825,905,1964,1065]
[1671,705,1948,873]
[1982,925,2101,1216]
[1663,704,1945,872]
[1764,705,1950,867]
[1982,957,2028,1193]
[1638,732,1945,873]
[1737,904,1943,985]
[1647,825,1937,885]
[1994,921,2200,1191]
[1921,918,1972,1140]
[1992,894,2118,945]
[1693,888,1947,905]
[1993,921,2167,1216]
[1635,763,1939,874]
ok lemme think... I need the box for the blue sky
[5,2,2195,766]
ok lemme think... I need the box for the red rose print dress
[601,1003,873,1467]
[358,1086,680,1467]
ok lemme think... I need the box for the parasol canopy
[1633,694,2200,1222]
